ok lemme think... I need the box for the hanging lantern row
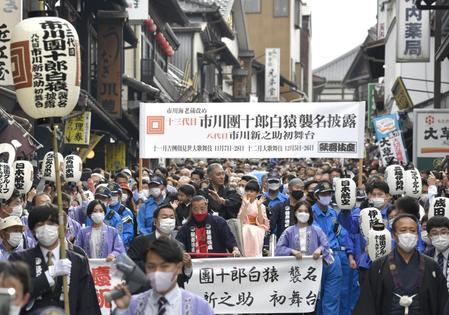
[143,18,157,33]
[154,32,174,57]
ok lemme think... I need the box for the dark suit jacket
[200,185,241,219]
[9,245,101,315]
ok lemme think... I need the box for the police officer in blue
[312,181,343,315]
[88,186,123,239]
[107,183,134,247]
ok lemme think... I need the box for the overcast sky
[310,0,378,70]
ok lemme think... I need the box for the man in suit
[9,204,101,315]
[127,204,192,287]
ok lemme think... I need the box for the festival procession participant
[137,176,170,235]
[263,173,288,210]
[113,237,214,315]
[0,216,27,260]
[107,183,134,247]
[270,178,306,239]
[190,168,205,188]
[54,193,81,244]
[9,204,101,315]
[176,195,241,257]
[238,180,269,257]
[354,213,448,315]
[421,215,432,251]
[75,200,125,261]
[424,216,449,291]
[91,185,124,238]
[394,196,426,252]
[0,260,31,315]
[367,181,392,218]
[171,184,196,228]
[200,163,242,219]
[311,181,343,315]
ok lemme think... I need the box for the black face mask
[291,190,304,200]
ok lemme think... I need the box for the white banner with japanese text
[377,131,408,166]
[126,0,148,20]
[185,256,323,314]
[89,259,121,315]
[139,102,366,159]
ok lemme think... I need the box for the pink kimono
[238,200,269,257]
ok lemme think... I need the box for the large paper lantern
[384,165,405,195]
[41,151,64,182]
[13,160,33,194]
[334,178,356,210]
[0,143,16,200]
[428,197,449,220]
[367,223,392,261]
[359,207,383,240]
[403,168,422,198]
[64,154,82,182]
[10,16,80,119]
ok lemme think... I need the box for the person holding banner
[75,200,125,261]
[354,214,448,315]
[238,180,269,257]
[112,237,214,315]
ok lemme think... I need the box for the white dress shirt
[90,227,102,258]
[299,226,307,252]
[41,243,60,287]
[435,247,449,277]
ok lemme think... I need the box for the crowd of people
[0,157,448,315]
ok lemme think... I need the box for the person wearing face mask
[424,216,449,291]
[263,173,288,210]
[0,260,31,315]
[75,200,125,262]
[354,214,448,315]
[113,237,214,315]
[395,197,425,252]
[8,204,101,315]
[117,182,138,237]
[176,195,241,257]
[107,183,135,247]
[137,177,171,236]
[420,215,431,250]
[0,217,27,260]
[270,178,306,239]
[311,181,343,315]
[367,181,391,218]
[53,193,81,244]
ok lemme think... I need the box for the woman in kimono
[275,201,333,264]
[238,180,269,257]
[76,200,125,261]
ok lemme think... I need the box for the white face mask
[237,187,245,196]
[91,212,105,225]
[142,189,150,198]
[149,188,162,198]
[159,218,176,235]
[295,212,310,224]
[9,304,21,315]
[397,233,418,252]
[10,205,23,218]
[35,224,59,247]
[268,183,280,191]
[421,230,431,245]
[121,194,128,203]
[110,196,119,206]
[318,195,332,206]
[432,234,449,252]
[8,232,23,248]
[370,197,385,209]
[147,271,176,293]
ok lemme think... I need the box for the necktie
[438,252,445,275]
[47,251,54,267]
[158,296,168,315]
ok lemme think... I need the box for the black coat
[354,250,448,315]
[9,245,101,315]
[200,185,241,220]
[269,199,295,239]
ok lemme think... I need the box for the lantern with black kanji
[10,16,81,119]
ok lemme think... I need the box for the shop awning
[364,39,385,79]
[122,74,161,97]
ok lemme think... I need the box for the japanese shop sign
[0,0,22,86]
[376,131,408,166]
[139,102,366,159]
[126,0,148,21]
[64,111,91,145]
[89,259,121,315]
[105,142,126,172]
[372,113,401,141]
[392,77,413,110]
[413,109,449,167]
[397,0,430,62]
[186,256,323,314]
[265,48,280,102]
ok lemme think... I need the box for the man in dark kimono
[9,205,101,315]
[354,213,448,315]
[176,195,241,256]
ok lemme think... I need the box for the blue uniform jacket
[137,197,164,235]
[109,202,134,247]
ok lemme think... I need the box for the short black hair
[367,181,390,195]
[153,204,175,221]
[191,169,205,180]
[330,168,343,176]
[53,192,71,205]
[292,201,314,225]
[178,184,196,197]
[421,214,428,225]
[115,172,129,181]
[146,236,184,263]
[395,196,420,220]
[86,200,106,218]
[426,216,449,233]
[391,213,418,233]
[304,180,318,191]
[386,205,397,218]
[191,195,208,204]
[0,260,31,295]
[245,180,260,192]
[28,204,59,231]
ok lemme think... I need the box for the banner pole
[358,159,364,188]
[139,158,143,192]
